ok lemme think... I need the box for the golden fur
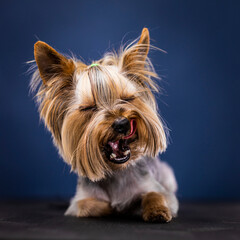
[30,28,177,222]
[77,198,112,217]
[142,192,172,222]
[31,28,167,181]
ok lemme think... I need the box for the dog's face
[32,28,167,181]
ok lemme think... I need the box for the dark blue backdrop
[0,0,239,200]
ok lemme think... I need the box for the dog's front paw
[77,198,112,217]
[142,204,172,222]
[142,192,172,223]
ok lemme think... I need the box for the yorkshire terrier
[30,28,178,222]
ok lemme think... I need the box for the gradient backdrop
[0,0,239,200]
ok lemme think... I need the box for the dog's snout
[112,117,130,134]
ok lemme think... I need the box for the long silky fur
[30,33,168,181]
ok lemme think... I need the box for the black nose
[112,117,130,134]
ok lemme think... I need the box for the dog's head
[31,28,167,181]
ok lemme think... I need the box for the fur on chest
[77,157,166,210]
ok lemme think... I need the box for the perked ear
[122,28,150,73]
[137,27,150,58]
[34,41,74,84]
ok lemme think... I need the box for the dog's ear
[122,28,150,71]
[121,28,158,91]
[136,27,150,59]
[34,41,74,84]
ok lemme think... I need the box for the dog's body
[31,28,178,222]
[66,156,178,219]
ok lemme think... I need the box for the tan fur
[77,198,112,217]
[34,41,76,83]
[29,28,179,222]
[142,192,172,222]
[30,28,167,182]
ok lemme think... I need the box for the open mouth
[105,119,137,164]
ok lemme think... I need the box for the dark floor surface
[0,200,239,240]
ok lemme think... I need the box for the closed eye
[79,105,97,112]
[121,96,135,102]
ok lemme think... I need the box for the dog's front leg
[142,192,172,223]
[76,198,112,217]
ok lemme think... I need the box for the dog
[30,28,178,222]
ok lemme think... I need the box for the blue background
[0,0,239,200]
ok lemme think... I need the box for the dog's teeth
[124,150,130,155]
[110,153,117,158]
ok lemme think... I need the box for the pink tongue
[123,119,137,139]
